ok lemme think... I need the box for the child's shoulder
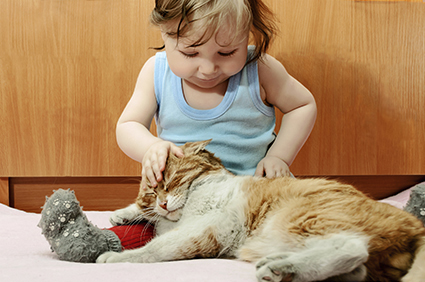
[138,55,157,76]
[257,54,290,84]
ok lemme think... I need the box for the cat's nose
[159,201,168,210]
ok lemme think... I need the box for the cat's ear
[183,139,212,154]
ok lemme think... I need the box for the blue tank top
[153,47,276,175]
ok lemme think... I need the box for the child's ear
[183,139,212,154]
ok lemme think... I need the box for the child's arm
[116,56,184,188]
[255,54,317,178]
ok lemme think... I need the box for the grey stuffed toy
[38,189,122,263]
[404,182,425,226]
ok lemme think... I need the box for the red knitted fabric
[108,222,155,250]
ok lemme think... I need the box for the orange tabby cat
[97,140,425,282]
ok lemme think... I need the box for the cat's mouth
[155,196,185,221]
[156,205,183,222]
[164,209,182,221]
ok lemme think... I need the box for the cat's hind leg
[255,233,369,282]
[321,265,367,282]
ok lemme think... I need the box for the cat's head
[136,140,225,221]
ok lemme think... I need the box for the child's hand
[141,141,184,190]
[254,156,291,178]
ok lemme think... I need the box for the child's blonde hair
[150,0,276,63]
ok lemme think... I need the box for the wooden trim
[297,175,425,200]
[0,178,9,206]
[10,177,141,213]
[8,175,425,213]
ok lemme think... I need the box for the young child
[39,0,317,262]
[116,0,317,188]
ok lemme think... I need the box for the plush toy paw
[404,183,425,225]
[38,189,122,263]
[38,189,81,240]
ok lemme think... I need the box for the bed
[1,183,423,282]
[0,203,256,282]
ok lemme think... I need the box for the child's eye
[218,49,237,57]
[180,51,198,58]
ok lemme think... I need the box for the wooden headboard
[1,0,424,212]
[6,175,424,213]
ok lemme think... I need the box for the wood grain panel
[0,0,161,176]
[267,0,425,175]
[1,0,424,178]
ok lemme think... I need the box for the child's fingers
[156,150,169,175]
[255,157,291,179]
[141,141,180,189]
[170,145,185,158]
[264,165,290,179]
[268,170,281,178]
[142,159,158,188]
[152,143,182,178]
[140,175,148,190]
[254,162,266,177]
[264,168,276,179]
[268,166,291,178]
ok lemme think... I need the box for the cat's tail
[402,235,425,282]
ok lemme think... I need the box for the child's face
[162,26,249,90]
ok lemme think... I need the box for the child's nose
[199,59,217,75]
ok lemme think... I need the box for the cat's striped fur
[98,140,425,282]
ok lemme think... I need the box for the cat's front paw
[97,249,153,263]
[96,251,124,263]
[109,204,141,226]
[256,253,296,282]
[256,264,294,282]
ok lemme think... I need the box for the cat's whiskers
[145,214,161,229]
[141,215,159,236]
[119,216,147,238]
[140,210,157,220]
[140,206,164,225]
[166,194,185,212]
[141,206,155,213]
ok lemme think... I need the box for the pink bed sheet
[0,205,256,282]
[0,186,417,282]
